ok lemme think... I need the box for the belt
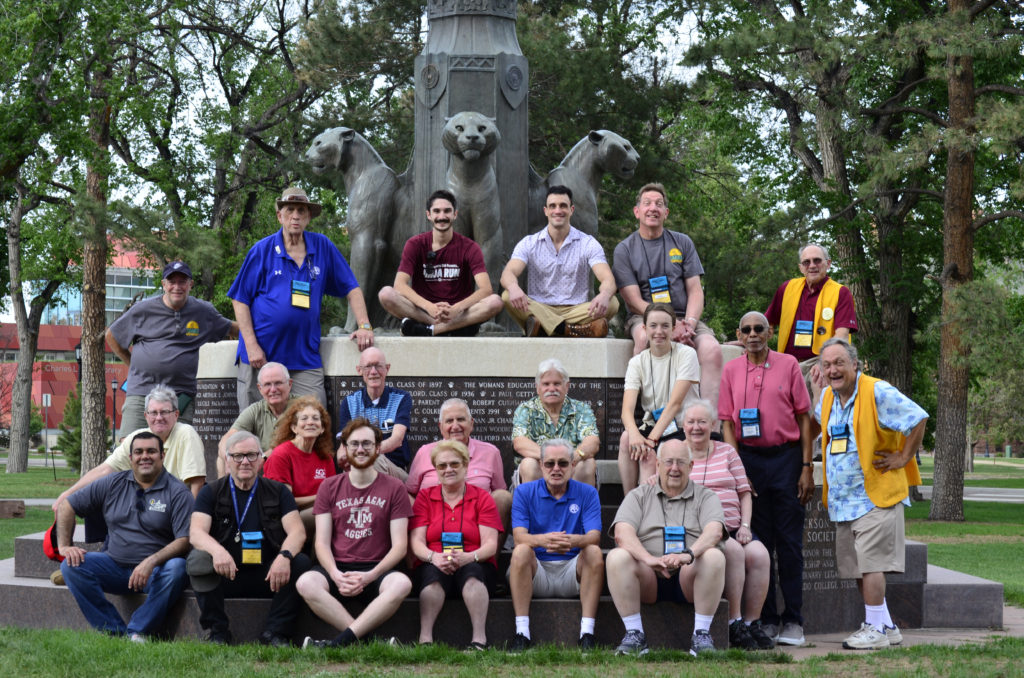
[737,440,800,455]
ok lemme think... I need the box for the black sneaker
[302,636,334,649]
[729,619,758,650]
[205,629,232,645]
[448,323,480,337]
[401,318,432,337]
[258,630,290,647]
[578,633,596,651]
[746,620,776,649]
[508,633,532,653]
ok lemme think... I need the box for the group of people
[51,181,928,656]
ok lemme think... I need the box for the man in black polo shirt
[188,431,312,645]
[57,431,193,642]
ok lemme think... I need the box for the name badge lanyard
[658,492,688,555]
[440,485,467,554]
[228,476,256,543]
[645,349,678,434]
[739,357,766,439]
[641,233,668,284]
[828,398,854,454]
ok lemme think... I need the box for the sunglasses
[435,461,463,471]
[543,459,571,469]
[739,325,766,334]
[800,257,825,266]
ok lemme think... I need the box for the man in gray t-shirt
[56,431,194,640]
[107,260,237,435]
[612,183,723,420]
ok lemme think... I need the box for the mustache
[543,390,561,398]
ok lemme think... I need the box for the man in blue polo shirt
[507,439,603,651]
[228,187,375,409]
[55,431,193,642]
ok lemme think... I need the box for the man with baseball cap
[107,259,237,435]
[229,187,376,409]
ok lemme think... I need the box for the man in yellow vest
[765,244,857,402]
[815,338,927,650]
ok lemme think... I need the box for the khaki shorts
[508,554,580,598]
[626,314,715,340]
[835,504,905,579]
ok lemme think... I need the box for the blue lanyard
[228,477,256,542]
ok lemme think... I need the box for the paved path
[918,485,1024,504]
[0,457,68,468]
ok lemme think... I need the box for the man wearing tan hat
[229,187,375,409]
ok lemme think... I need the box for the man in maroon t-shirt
[378,189,503,336]
[296,418,413,648]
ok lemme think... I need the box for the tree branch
[972,210,1024,231]
[974,84,1024,97]
[860,105,947,127]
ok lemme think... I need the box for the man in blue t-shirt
[228,187,375,410]
[507,439,603,651]
[336,347,412,474]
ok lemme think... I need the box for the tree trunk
[931,0,973,522]
[80,66,112,473]
[5,188,37,475]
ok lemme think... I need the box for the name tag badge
[739,407,761,439]
[794,319,814,347]
[829,423,850,454]
[291,279,311,309]
[649,275,671,304]
[441,532,464,552]
[664,525,687,555]
[240,531,263,564]
[650,407,678,436]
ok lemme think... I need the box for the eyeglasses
[800,257,825,266]
[435,461,463,471]
[639,199,666,208]
[359,363,388,373]
[739,325,766,334]
[346,440,376,450]
[259,380,288,389]
[661,458,689,467]
[145,409,176,417]
[543,459,571,469]
[228,452,260,463]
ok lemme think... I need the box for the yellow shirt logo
[185,320,199,337]
[668,248,683,264]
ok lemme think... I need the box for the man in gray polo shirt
[216,362,296,477]
[107,260,237,434]
[56,431,194,642]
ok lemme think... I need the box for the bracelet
[474,552,479,563]
[741,522,750,528]
[427,552,434,565]
[576,448,586,460]
[685,316,698,327]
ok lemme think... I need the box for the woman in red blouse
[409,440,502,650]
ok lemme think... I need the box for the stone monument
[306,0,639,328]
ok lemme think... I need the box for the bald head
[357,347,390,396]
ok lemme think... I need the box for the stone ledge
[922,564,1004,628]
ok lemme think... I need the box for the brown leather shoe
[524,316,542,337]
[565,317,608,338]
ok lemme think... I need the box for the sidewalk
[776,603,1023,658]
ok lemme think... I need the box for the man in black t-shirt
[188,431,311,646]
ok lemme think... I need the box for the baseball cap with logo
[275,187,322,218]
[43,520,64,562]
[162,261,193,279]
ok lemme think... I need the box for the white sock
[580,617,595,637]
[622,613,643,633]
[694,613,715,633]
[515,616,530,639]
[427,324,435,333]
[865,602,893,631]
[730,616,742,625]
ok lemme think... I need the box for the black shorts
[312,562,400,605]
[415,561,496,598]
[655,570,691,604]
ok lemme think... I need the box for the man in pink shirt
[718,311,813,648]
[406,398,512,535]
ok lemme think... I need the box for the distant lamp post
[111,379,118,444]
[75,344,82,383]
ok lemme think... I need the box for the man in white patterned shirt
[500,185,619,338]
[815,337,927,651]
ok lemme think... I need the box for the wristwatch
[576,448,586,460]
[359,322,372,331]
[279,549,294,561]
[802,462,812,468]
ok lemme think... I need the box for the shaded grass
[0,507,54,560]
[0,627,1021,678]
[906,500,1024,606]
[0,464,78,498]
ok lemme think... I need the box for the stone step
[922,564,1003,628]
[0,557,728,650]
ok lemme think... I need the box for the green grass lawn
[0,465,78,499]
[906,500,1024,606]
[0,627,1020,678]
[0,507,54,560]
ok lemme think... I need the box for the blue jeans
[61,551,187,635]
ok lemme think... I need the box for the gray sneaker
[885,625,903,646]
[776,622,805,647]
[614,629,649,656]
[689,629,716,656]
[760,622,779,642]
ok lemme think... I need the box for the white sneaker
[776,622,805,646]
[885,625,903,645]
[843,622,890,650]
